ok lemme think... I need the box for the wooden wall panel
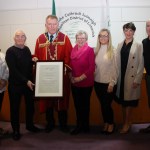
[1,77,150,126]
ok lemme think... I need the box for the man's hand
[27,80,34,91]
[32,57,38,62]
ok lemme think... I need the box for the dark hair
[123,22,136,31]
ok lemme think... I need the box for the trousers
[8,85,34,132]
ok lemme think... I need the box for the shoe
[106,124,115,135]
[120,124,130,134]
[60,126,70,133]
[83,128,90,133]
[26,126,41,133]
[139,126,150,133]
[45,125,54,133]
[12,131,21,141]
[70,127,82,135]
[101,123,108,134]
[0,128,10,135]
[0,128,4,135]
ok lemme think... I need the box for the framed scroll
[34,61,64,98]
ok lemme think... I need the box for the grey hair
[14,29,26,39]
[75,30,88,41]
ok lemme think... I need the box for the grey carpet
[0,122,150,150]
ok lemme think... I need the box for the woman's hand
[107,85,113,93]
[71,74,87,83]
[0,79,7,90]
[132,82,139,89]
[73,77,81,83]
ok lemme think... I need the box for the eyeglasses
[99,35,109,39]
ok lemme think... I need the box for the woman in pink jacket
[70,30,95,135]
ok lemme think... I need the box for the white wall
[0,0,150,53]
[110,7,149,47]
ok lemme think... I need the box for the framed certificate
[34,61,64,98]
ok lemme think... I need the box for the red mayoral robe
[34,31,72,113]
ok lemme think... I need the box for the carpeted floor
[0,122,150,150]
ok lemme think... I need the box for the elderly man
[5,30,40,140]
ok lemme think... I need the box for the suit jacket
[116,40,144,101]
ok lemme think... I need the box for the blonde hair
[95,28,114,59]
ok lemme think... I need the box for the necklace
[47,43,57,60]
[45,33,58,60]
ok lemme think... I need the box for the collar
[48,33,57,40]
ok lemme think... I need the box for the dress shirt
[48,33,57,42]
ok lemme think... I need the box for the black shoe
[139,126,150,133]
[26,126,41,133]
[0,128,10,136]
[70,127,82,135]
[105,129,115,135]
[45,125,54,133]
[83,128,90,133]
[12,131,21,141]
[101,130,107,134]
[60,126,70,133]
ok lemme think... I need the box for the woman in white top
[94,29,118,134]
[0,51,9,135]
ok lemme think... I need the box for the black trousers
[46,108,68,128]
[0,92,4,111]
[94,82,115,124]
[145,74,150,108]
[71,85,93,129]
[8,85,34,132]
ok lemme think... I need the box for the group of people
[0,14,150,141]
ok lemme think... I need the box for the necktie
[49,35,53,42]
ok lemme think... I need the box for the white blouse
[94,44,118,87]
[0,52,9,92]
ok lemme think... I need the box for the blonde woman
[94,29,118,134]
